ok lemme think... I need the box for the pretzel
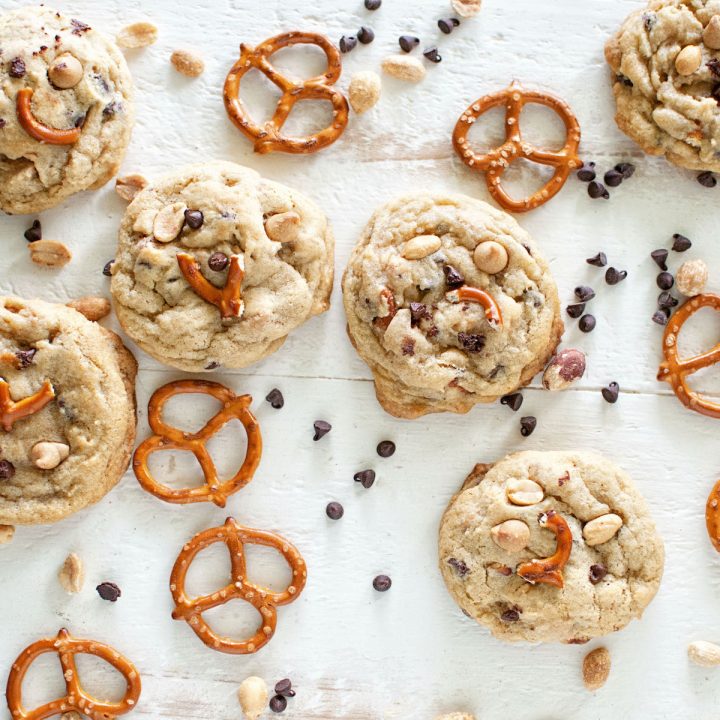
[16,88,83,145]
[170,517,307,654]
[706,479,720,553]
[452,81,582,213]
[223,31,349,154]
[516,510,572,588]
[133,380,261,506]
[177,252,245,320]
[446,286,503,327]
[0,378,55,432]
[6,628,141,720]
[657,294,720,418]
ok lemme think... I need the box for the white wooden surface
[2,0,720,717]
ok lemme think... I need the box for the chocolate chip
[204,362,220,370]
[443,265,464,288]
[376,440,395,457]
[652,309,669,326]
[208,252,229,272]
[373,574,392,592]
[96,582,121,602]
[642,12,656,31]
[265,388,284,409]
[672,233,692,252]
[656,271,674,290]
[615,162,636,179]
[326,501,344,520]
[357,26,375,43]
[0,460,15,480]
[423,46,442,63]
[438,17,460,34]
[657,291,678,309]
[586,252,607,267]
[501,609,520,623]
[16,349,36,368]
[274,679,295,697]
[409,302,429,326]
[601,382,619,404]
[617,73,633,87]
[709,58,720,79]
[588,181,609,199]
[103,101,122,117]
[457,332,485,353]
[500,393,523,411]
[399,35,420,52]
[339,35,358,53]
[71,19,91,35]
[23,220,41,243]
[604,169,624,187]
[589,563,607,584]
[401,338,415,356]
[102,260,114,277]
[579,314,596,333]
[9,57,25,78]
[365,0,381,8]
[574,286,595,302]
[313,420,331,441]
[566,303,585,319]
[520,416,537,437]
[576,162,596,182]
[605,267,627,285]
[184,209,204,229]
[447,557,469,577]
[269,695,287,713]
[650,248,668,270]
[354,469,376,488]
[698,171,717,188]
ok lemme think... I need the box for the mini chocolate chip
[589,563,608,584]
[672,233,692,252]
[9,57,25,77]
[23,220,41,243]
[103,101,122,117]
[102,260,114,277]
[74,114,86,128]
[423,46,442,63]
[650,248,668,270]
[657,271,674,290]
[339,35,358,53]
[399,35,420,52]
[586,252,607,267]
[566,303,585,319]
[313,420,331,441]
[326,501,344,520]
[354,469,376,488]
[269,695,287,713]
[373,574,392,591]
[605,267,627,285]
[617,73,633,87]
[615,162,636,179]
[274,679,294,697]
[500,393,523,411]
[698,171,717,188]
[576,162,596,182]
[357,26,375,43]
[96,582,121,602]
[652,309,669,326]
[443,265,464,288]
[266,388,284,409]
[208,252,229,272]
[604,169,624,187]
[204,362,220,370]
[447,557,469,577]
[184,209,204,229]
[501,609,520,623]
[657,291,679,309]
[365,0,381,8]
[409,302,429,326]
[579,314,596,333]
[588,181,609,199]
[457,332,485,353]
[601,382,620,404]
[377,440,395,457]
[0,460,15,480]
[574,286,595,302]
[16,349,36,368]
[520,416,537,437]
[438,17,460,33]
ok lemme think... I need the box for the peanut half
[704,16,720,50]
[237,676,268,720]
[688,640,720,667]
[31,441,70,470]
[490,519,530,552]
[58,552,85,594]
[381,54,426,82]
[402,234,441,260]
[117,22,158,49]
[115,174,148,202]
[265,211,300,243]
[170,49,205,77]
[48,53,83,89]
[506,478,544,506]
[153,202,187,243]
[473,241,508,274]
[675,45,702,76]
[349,71,381,113]
[583,513,622,546]
[29,240,72,268]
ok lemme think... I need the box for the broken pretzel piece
[177,251,244,320]
[516,510,572,588]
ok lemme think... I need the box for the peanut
[48,53,83,89]
[583,647,611,690]
[58,552,85,594]
[117,22,158,49]
[381,54,426,82]
[349,71,381,113]
[67,296,111,322]
[675,45,702,76]
[402,234,442,260]
[703,16,720,50]
[473,241,508,274]
[688,640,720,667]
[31,441,70,470]
[29,239,72,268]
[170,49,205,78]
[675,259,708,297]
[115,174,148,202]
[542,349,586,391]
[583,513,623,546]
[153,202,187,243]
[451,0,482,17]
[265,211,300,243]
[490,519,530,552]
[506,478,544,506]
[237,676,268,720]
[0,525,14,545]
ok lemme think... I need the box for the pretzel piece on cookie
[16,88,83,145]
[177,252,245,320]
[516,510,572,588]
[0,378,55,432]
[446,285,503,327]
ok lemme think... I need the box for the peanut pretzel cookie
[342,193,562,418]
[111,161,334,371]
[0,6,134,214]
[606,0,720,172]
[439,451,664,643]
[0,296,137,525]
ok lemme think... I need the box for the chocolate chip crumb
[409,302,429,326]
[96,581,121,602]
[269,695,287,713]
[672,233,692,252]
[520,416,537,437]
[326,501,344,520]
[398,35,420,52]
[586,252,607,267]
[23,220,41,243]
[354,469,376,488]
[574,286,595,302]
[204,362,219,370]
[500,392,523,411]
[265,388,284,409]
[566,303,585,319]
[605,267,627,285]
[313,420,331,441]
[208,252,229,272]
[102,260,114,277]
[457,332,485,353]
[589,563,608,584]
[373,574,392,592]
[0,460,15,480]
[579,314,596,333]
[377,440,395,457]
[601,382,619,404]
[650,248,668,270]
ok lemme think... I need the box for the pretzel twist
[6,628,141,720]
[0,378,55,432]
[177,252,245,320]
[452,81,581,213]
[133,380,262,506]
[16,88,83,145]
[223,31,349,154]
[170,517,307,654]
[516,510,572,588]
[657,294,720,418]
[447,285,503,327]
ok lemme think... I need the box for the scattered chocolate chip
[96,582,121,602]
[672,233,692,252]
[265,388,284,409]
[438,17,460,33]
[657,291,678,309]
[579,314,596,333]
[184,209,204,229]
[339,35,358,53]
[9,57,25,78]
[656,271,674,290]
[23,220,41,243]
[601,382,619,404]
[566,303,585,319]
[604,169,624,187]
[313,420,331,441]
[354,469,376,488]
[698,171,717,188]
[16,349,36,368]
[0,460,15,480]
[589,563,608,584]
[587,181,609,199]
[269,695,287,713]
[326,501,344,520]
[447,557,469,577]
[399,35,420,52]
[574,286,595,302]
[520,416,537,437]
[501,609,520,623]
[650,248,668,270]
[605,267,627,285]
[500,392,523,411]
[373,574,392,592]
[443,265,464,288]
[576,162,596,182]
[365,0,381,8]
[208,252,229,272]
[652,309,669,326]
[615,162,636,179]
[376,440,396,457]
[274,679,295,698]
[586,252,607,267]
[409,302,429,326]
[423,46,442,63]
[102,260,114,277]
[457,332,485,353]
[357,26,375,43]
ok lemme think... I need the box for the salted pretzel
[657,294,720,418]
[133,380,261,506]
[6,628,141,720]
[170,517,307,654]
[446,285,503,327]
[0,378,55,432]
[452,81,581,213]
[223,31,349,154]
[16,88,83,145]
[177,252,245,320]
[706,479,720,553]
[516,510,572,588]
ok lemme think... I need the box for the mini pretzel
[177,252,244,320]
[447,286,503,327]
[0,378,55,432]
[452,81,581,213]
[516,510,572,588]
[16,88,83,145]
[706,479,720,553]
[133,380,261,506]
[6,628,141,720]
[170,517,307,654]
[223,31,349,154]
[657,294,720,418]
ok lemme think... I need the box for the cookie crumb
[115,174,148,202]
[583,647,611,690]
[170,49,204,77]
[67,296,111,321]
[675,259,708,296]
[117,22,158,49]
[58,552,85,593]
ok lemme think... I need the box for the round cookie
[605,0,720,172]
[111,161,334,371]
[0,6,134,214]
[438,451,664,644]
[342,193,563,418]
[0,296,137,525]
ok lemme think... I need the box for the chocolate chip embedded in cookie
[438,451,664,643]
[341,193,563,418]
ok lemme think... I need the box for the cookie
[342,193,563,418]
[438,451,664,644]
[605,0,720,172]
[0,6,134,214]
[111,161,334,372]
[0,296,137,525]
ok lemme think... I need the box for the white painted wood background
[2,0,720,717]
